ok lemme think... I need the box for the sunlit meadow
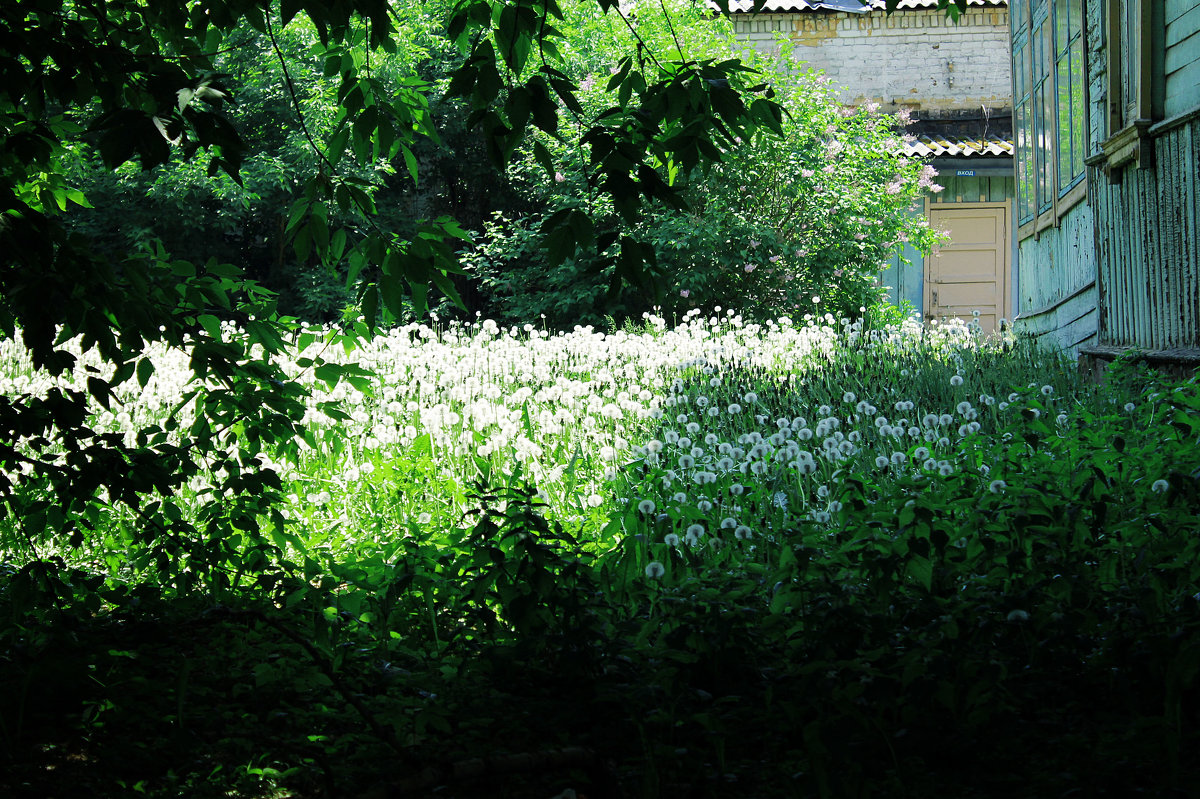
[5,309,1200,797]
[2,309,1176,579]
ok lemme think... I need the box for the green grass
[2,311,1199,798]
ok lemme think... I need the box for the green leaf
[401,144,419,185]
[313,363,342,389]
[197,314,223,340]
[906,555,933,592]
[136,357,155,389]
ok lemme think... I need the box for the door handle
[932,289,939,306]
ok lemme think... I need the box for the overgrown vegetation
[4,0,1195,796]
[3,316,1198,797]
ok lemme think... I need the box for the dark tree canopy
[0,0,793,606]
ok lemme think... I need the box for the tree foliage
[0,0,788,618]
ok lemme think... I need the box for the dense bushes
[466,4,939,328]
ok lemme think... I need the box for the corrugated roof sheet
[901,134,1012,158]
[716,0,1007,12]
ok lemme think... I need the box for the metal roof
[901,134,1013,158]
[716,0,1007,12]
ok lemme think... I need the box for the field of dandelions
[7,308,1200,798]
[2,308,1169,578]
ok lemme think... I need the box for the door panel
[927,205,1010,335]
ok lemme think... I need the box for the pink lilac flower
[744,263,757,273]
[801,168,815,178]
[769,255,781,263]
[555,172,565,183]
[680,289,690,298]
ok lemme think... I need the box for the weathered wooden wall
[1166,0,1200,117]
[1094,117,1200,350]
[1086,0,1200,352]
[929,175,1012,204]
[1013,205,1098,350]
[1010,0,1103,353]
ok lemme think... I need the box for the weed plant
[1,311,1198,798]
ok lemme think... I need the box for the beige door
[926,204,1011,335]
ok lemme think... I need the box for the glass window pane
[1070,38,1086,180]
[1057,58,1073,192]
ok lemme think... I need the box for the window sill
[1092,120,1156,178]
[1015,180,1087,242]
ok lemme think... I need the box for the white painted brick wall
[733,8,1012,112]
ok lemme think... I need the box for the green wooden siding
[878,203,925,313]
[1095,117,1200,349]
[1166,1,1200,116]
[929,175,1014,204]
[879,241,924,313]
[1014,200,1098,351]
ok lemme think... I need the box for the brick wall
[731,8,1011,113]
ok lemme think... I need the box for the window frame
[1098,0,1158,172]
[1013,0,1089,241]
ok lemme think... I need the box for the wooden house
[720,0,1017,334]
[1010,0,1200,364]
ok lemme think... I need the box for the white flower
[679,455,695,469]
[673,491,688,504]
[664,533,681,547]
[875,455,889,469]
[729,483,745,496]
[734,525,752,540]
[1151,479,1170,493]
[1006,609,1030,623]
[950,375,964,386]
[843,391,857,403]
[645,561,665,579]
[686,523,705,538]
[989,480,1007,494]
[1041,385,1054,396]
[587,493,604,507]
[1124,402,1136,412]
[646,439,664,453]
[638,499,656,514]
[744,392,759,403]
[727,403,742,414]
